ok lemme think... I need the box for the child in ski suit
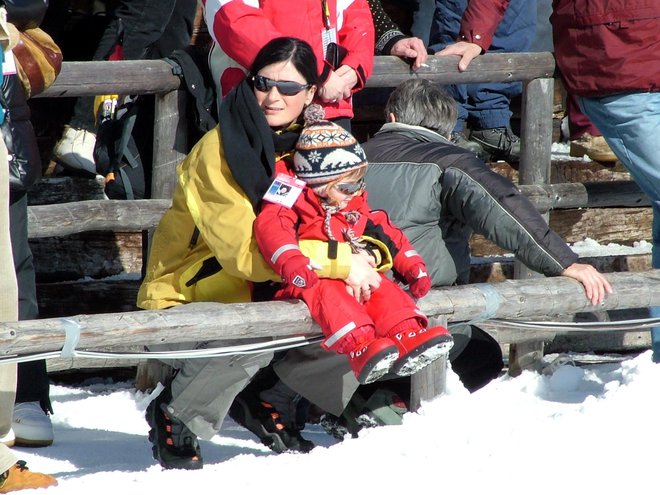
[254,118,453,384]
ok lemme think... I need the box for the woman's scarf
[219,79,300,211]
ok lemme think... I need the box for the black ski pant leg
[10,192,51,411]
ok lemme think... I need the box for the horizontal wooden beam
[34,53,555,99]
[26,180,647,238]
[519,180,649,211]
[37,60,182,98]
[27,199,170,238]
[366,52,555,87]
[3,270,660,357]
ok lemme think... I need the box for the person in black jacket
[316,78,614,440]
[363,78,612,386]
[364,79,612,297]
[3,0,54,448]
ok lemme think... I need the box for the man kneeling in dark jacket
[316,79,613,438]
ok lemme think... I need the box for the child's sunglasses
[252,75,312,96]
[333,178,365,195]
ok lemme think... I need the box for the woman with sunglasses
[138,37,384,469]
[254,117,454,385]
[203,0,374,130]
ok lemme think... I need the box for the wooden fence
[37,53,558,201]
[21,53,654,405]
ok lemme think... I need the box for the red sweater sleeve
[366,209,426,278]
[458,0,510,51]
[336,0,375,91]
[254,201,304,275]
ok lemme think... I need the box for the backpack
[91,18,146,200]
[93,93,145,200]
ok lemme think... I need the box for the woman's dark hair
[249,37,319,86]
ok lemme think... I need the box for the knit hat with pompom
[293,104,367,186]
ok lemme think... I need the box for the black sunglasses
[333,178,365,195]
[252,75,312,96]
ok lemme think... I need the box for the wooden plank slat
[24,182,647,239]
[27,199,170,238]
[366,53,555,87]
[35,53,554,99]
[3,270,660,357]
[37,60,181,98]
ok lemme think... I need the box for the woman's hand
[317,69,353,103]
[561,263,613,305]
[345,251,381,303]
[335,65,357,99]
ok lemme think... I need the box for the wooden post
[151,90,188,200]
[410,316,449,411]
[139,89,188,390]
[518,77,553,185]
[510,77,555,373]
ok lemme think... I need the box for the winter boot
[228,389,314,454]
[569,133,617,163]
[145,385,203,470]
[12,402,54,447]
[0,461,57,493]
[469,127,521,163]
[389,321,454,377]
[451,131,488,160]
[330,325,398,385]
[355,388,408,429]
[348,338,399,385]
[52,126,97,175]
[319,413,353,441]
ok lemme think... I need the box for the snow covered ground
[10,349,660,495]
[8,141,653,494]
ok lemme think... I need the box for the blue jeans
[579,92,660,361]
[429,0,537,131]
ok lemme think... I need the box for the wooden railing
[21,53,653,405]
[36,53,558,201]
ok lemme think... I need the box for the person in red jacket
[254,115,453,384]
[441,0,660,361]
[203,0,374,129]
[551,0,660,361]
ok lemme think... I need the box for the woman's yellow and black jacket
[137,126,360,310]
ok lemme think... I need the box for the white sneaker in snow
[53,125,97,175]
[12,402,54,447]
[0,428,15,447]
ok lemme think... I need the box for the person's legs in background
[566,93,617,164]
[428,0,485,157]
[0,122,56,490]
[0,365,16,449]
[463,0,536,163]
[578,92,660,362]
[430,0,537,163]
[148,0,197,60]
[410,0,435,44]
[53,0,194,175]
[9,192,53,447]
